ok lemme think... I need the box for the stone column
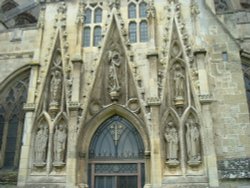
[147,53,162,188]
[66,103,81,187]
[18,62,40,186]
[195,50,219,187]
[66,58,83,187]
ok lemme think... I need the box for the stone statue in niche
[164,121,179,167]
[173,64,185,100]
[53,124,67,166]
[34,124,48,167]
[185,119,201,166]
[108,50,121,101]
[50,70,62,105]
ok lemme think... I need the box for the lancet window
[83,4,103,47]
[128,0,148,43]
[0,71,30,169]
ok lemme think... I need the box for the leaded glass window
[4,115,18,168]
[139,2,147,18]
[83,5,103,48]
[140,21,148,42]
[93,26,102,46]
[0,72,29,169]
[85,8,92,24]
[128,3,136,18]
[89,116,144,159]
[83,27,91,47]
[129,22,137,43]
[94,8,102,23]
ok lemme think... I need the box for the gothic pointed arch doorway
[88,115,145,188]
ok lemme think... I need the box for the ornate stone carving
[37,5,46,29]
[23,103,36,111]
[214,0,230,12]
[50,70,62,105]
[126,98,140,113]
[164,121,179,167]
[109,0,120,9]
[190,0,200,17]
[108,50,121,101]
[173,63,185,101]
[89,100,102,115]
[53,124,67,167]
[147,97,161,106]
[34,124,49,167]
[147,1,156,19]
[185,119,201,167]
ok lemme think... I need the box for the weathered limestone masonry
[0,0,249,188]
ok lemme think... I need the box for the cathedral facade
[0,0,249,187]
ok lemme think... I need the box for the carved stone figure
[186,119,201,165]
[108,50,121,100]
[164,122,179,163]
[53,124,67,166]
[50,70,62,105]
[173,64,185,99]
[34,124,48,166]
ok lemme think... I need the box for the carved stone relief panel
[86,20,143,121]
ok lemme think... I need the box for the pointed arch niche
[77,105,150,188]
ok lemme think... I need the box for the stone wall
[0,28,38,83]
[0,0,249,187]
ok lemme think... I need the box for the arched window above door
[88,115,145,188]
[89,115,144,160]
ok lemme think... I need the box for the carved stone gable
[87,16,142,120]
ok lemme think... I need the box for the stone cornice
[0,51,34,60]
